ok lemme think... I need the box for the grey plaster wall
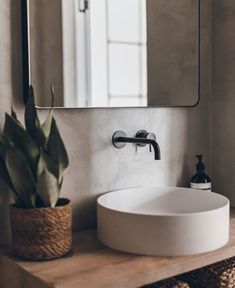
[0,0,212,244]
[29,0,64,107]
[211,0,235,205]
[147,0,198,106]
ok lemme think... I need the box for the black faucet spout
[145,139,161,160]
[113,131,161,160]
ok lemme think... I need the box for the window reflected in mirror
[27,0,199,108]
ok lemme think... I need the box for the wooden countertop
[1,210,235,288]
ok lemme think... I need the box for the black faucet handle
[136,130,156,139]
[135,130,156,148]
[136,130,148,138]
[146,132,156,141]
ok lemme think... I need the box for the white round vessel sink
[97,187,230,256]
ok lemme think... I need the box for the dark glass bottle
[190,155,211,191]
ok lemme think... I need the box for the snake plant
[0,86,69,208]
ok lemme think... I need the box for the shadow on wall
[0,180,11,246]
[0,0,23,246]
[10,0,23,108]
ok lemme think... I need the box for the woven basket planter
[179,257,235,288]
[144,277,190,288]
[10,198,72,261]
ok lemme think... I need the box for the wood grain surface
[1,209,235,288]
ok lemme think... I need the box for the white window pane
[109,96,142,107]
[89,0,108,106]
[141,95,147,106]
[142,46,148,95]
[108,0,146,43]
[109,44,141,95]
[140,0,147,44]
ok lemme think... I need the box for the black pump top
[196,155,205,172]
[191,154,211,184]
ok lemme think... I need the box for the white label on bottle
[190,182,211,191]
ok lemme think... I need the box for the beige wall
[211,0,235,205]
[0,0,212,244]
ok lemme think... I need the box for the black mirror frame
[21,0,29,104]
[21,0,201,108]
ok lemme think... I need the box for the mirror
[23,0,200,108]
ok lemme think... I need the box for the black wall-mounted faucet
[112,130,161,160]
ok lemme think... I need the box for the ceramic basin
[97,187,230,256]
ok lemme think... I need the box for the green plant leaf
[0,129,4,144]
[37,150,59,180]
[59,177,63,190]
[25,86,40,131]
[0,131,23,206]
[0,156,23,206]
[50,85,55,107]
[35,194,45,208]
[47,118,69,182]
[25,86,47,148]
[41,85,54,141]
[0,127,11,148]
[11,107,18,121]
[0,130,12,188]
[0,155,13,188]
[6,147,37,208]
[4,113,39,174]
[0,139,6,158]
[10,106,24,128]
[37,168,60,207]
[41,110,53,140]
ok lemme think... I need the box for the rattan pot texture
[10,198,72,261]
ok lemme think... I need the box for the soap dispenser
[190,155,211,191]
